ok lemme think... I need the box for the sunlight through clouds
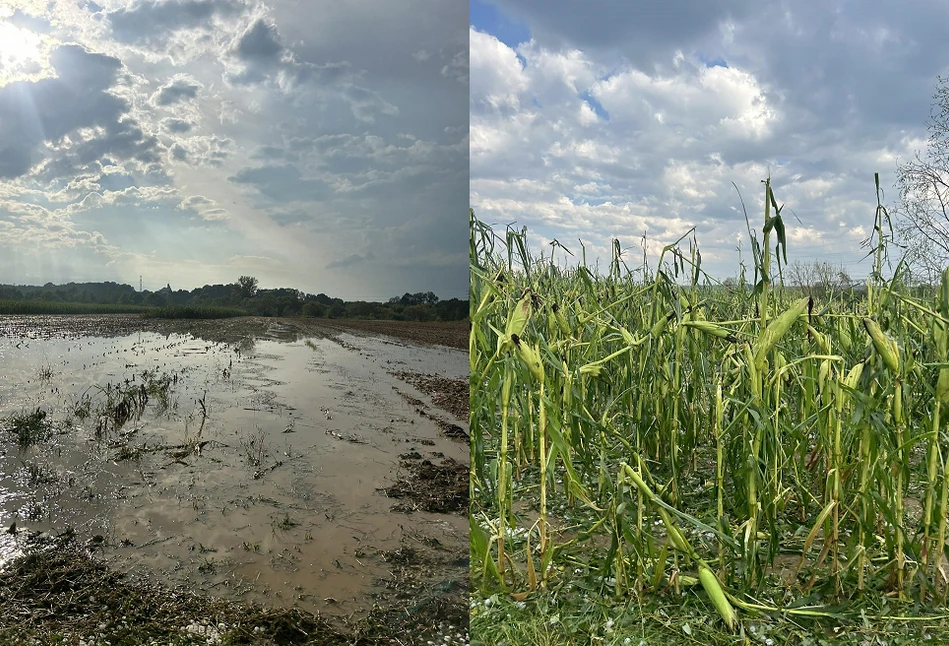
[0,0,467,300]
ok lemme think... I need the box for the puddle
[0,316,468,620]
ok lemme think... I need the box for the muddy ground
[0,315,469,351]
[0,315,469,645]
[314,320,468,351]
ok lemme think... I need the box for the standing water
[0,316,468,621]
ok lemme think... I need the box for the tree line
[0,277,468,322]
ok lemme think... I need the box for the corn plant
[470,176,949,629]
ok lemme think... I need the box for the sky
[470,0,949,284]
[0,0,468,300]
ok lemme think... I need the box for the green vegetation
[0,280,468,321]
[0,300,152,315]
[469,175,949,645]
[2,408,51,447]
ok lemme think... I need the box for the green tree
[303,302,325,318]
[236,276,259,299]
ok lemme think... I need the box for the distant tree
[347,301,382,319]
[236,276,259,299]
[786,260,851,297]
[302,302,325,318]
[145,291,167,307]
[399,291,439,306]
[894,75,949,283]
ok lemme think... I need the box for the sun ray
[0,20,43,84]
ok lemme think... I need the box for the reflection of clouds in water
[0,321,468,613]
[0,489,25,567]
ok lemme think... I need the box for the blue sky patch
[698,54,728,68]
[470,0,532,49]
[579,90,609,121]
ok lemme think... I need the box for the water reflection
[0,319,467,617]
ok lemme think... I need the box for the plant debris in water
[0,530,467,645]
[0,531,346,645]
[383,456,468,514]
[390,371,468,422]
[1,408,51,447]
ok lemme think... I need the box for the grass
[90,369,176,437]
[0,300,247,318]
[2,408,51,447]
[471,586,949,645]
[468,175,949,644]
[0,300,153,315]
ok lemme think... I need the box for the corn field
[469,176,949,628]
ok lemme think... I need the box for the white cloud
[470,2,944,281]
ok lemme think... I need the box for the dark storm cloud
[491,0,754,68]
[229,164,334,202]
[153,78,202,106]
[108,0,244,43]
[236,19,283,62]
[0,45,159,179]
[325,252,374,270]
[161,118,193,133]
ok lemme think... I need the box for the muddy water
[0,320,467,617]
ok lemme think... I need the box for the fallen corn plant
[469,176,949,634]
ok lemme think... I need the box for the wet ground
[0,315,468,643]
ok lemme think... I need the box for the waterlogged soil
[313,319,468,351]
[0,315,468,644]
[0,315,470,350]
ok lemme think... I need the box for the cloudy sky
[470,0,949,283]
[0,0,467,300]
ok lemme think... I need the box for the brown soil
[310,319,469,350]
[389,371,468,422]
[383,456,468,514]
[0,530,465,645]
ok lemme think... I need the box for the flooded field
[0,315,468,642]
